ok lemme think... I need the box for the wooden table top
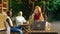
[29,30,57,32]
[20,24,29,26]
[28,30,58,33]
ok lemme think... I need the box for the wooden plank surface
[0,13,7,30]
[28,30,58,34]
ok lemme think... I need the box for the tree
[46,0,60,21]
[8,0,60,21]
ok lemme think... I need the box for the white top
[5,16,13,34]
[16,16,26,26]
[5,16,13,28]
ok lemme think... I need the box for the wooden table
[28,30,58,34]
[20,24,29,26]
[11,24,29,34]
[20,24,29,34]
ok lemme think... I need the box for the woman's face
[35,8,39,14]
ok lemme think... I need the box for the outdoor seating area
[0,0,60,34]
[10,21,58,34]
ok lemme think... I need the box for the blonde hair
[18,11,22,16]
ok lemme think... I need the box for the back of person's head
[18,11,22,16]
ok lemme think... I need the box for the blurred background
[8,0,60,22]
[0,0,60,34]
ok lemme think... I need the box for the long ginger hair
[32,6,44,21]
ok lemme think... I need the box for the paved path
[51,21,60,34]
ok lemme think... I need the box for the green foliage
[34,0,60,21]
[8,0,33,20]
[46,0,60,21]
[46,0,60,12]
[8,0,60,21]
[34,0,46,8]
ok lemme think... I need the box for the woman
[29,6,51,30]
[29,6,44,29]
[32,6,44,21]
[6,11,23,34]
